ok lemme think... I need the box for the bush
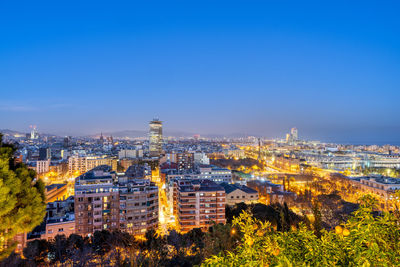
[203,194,400,266]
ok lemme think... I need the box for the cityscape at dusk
[1,1,400,266]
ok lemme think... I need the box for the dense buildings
[28,196,75,241]
[273,154,302,172]
[349,175,400,209]
[149,119,163,157]
[68,155,117,175]
[4,122,400,255]
[118,149,144,159]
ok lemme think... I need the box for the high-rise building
[30,125,39,140]
[149,119,163,157]
[39,147,51,160]
[63,136,71,148]
[291,127,298,141]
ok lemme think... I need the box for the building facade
[149,119,163,157]
[174,179,226,232]
[220,183,259,205]
[74,167,159,236]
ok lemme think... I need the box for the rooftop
[220,182,258,194]
[178,179,224,192]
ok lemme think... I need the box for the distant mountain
[0,129,27,136]
[92,130,259,139]
[92,130,195,138]
[91,130,147,138]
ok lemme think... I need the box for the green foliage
[203,194,400,266]
[0,134,46,259]
[226,202,304,231]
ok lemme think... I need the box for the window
[58,228,64,232]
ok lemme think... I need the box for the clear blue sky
[1,1,399,144]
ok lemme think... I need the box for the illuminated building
[45,184,69,202]
[174,179,226,232]
[291,127,298,140]
[118,179,158,235]
[36,159,50,174]
[194,152,210,165]
[30,125,39,139]
[118,149,143,159]
[165,165,232,184]
[274,154,302,172]
[149,119,163,157]
[220,183,259,205]
[68,155,117,175]
[75,167,121,235]
[350,176,400,209]
[177,152,194,171]
[75,166,159,236]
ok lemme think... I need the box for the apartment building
[36,159,50,174]
[349,176,400,209]
[68,155,117,175]
[177,152,194,171]
[75,168,120,235]
[174,179,226,232]
[165,164,232,184]
[119,179,158,235]
[28,196,75,241]
[75,166,158,236]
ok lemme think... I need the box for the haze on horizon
[1,1,400,145]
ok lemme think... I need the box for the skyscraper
[30,125,39,139]
[149,119,163,157]
[291,127,298,141]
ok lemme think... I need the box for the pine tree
[0,134,46,259]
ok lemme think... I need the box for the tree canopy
[0,134,46,259]
[204,194,400,266]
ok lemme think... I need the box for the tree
[0,134,46,259]
[202,223,240,260]
[203,194,400,266]
[311,200,322,238]
[23,239,49,265]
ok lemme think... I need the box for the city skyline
[1,1,400,145]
